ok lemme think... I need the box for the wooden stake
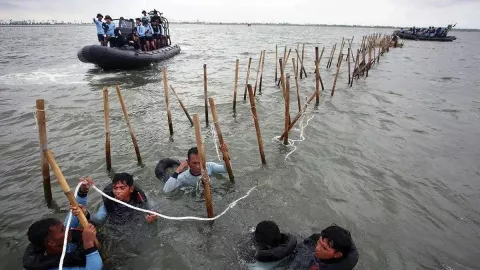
[279,58,286,99]
[337,38,345,67]
[275,45,278,83]
[315,47,320,106]
[247,84,266,165]
[296,44,300,77]
[292,58,301,112]
[243,57,252,100]
[318,47,325,90]
[162,68,174,136]
[347,47,351,85]
[170,86,193,126]
[44,150,103,255]
[116,85,142,164]
[331,53,343,97]
[208,98,234,182]
[254,50,263,96]
[284,74,291,145]
[102,89,112,171]
[295,48,308,80]
[36,99,52,205]
[279,91,316,140]
[259,50,266,94]
[193,114,214,218]
[232,59,239,112]
[203,64,209,126]
[300,44,305,79]
[327,44,336,68]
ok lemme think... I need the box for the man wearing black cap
[141,10,150,23]
[93,13,105,46]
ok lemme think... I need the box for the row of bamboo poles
[36,32,396,225]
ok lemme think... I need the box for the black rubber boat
[394,31,456,42]
[77,44,181,70]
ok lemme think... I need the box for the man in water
[22,179,102,270]
[93,13,105,46]
[163,144,229,193]
[72,173,158,225]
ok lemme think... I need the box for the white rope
[273,113,315,160]
[59,182,259,268]
[59,184,81,270]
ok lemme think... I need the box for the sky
[1,0,479,29]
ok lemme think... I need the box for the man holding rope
[163,144,229,193]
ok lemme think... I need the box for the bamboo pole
[116,85,142,164]
[275,45,278,83]
[318,47,325,91]
[203,64,209,126]
[295,48,309,82]
[337,38,345,67]
[327,44,336,68]
[254,50,263,96]
[296,44,300,77]
[170,85,194,126]
[331,53,343,97]
[36,99,52,205]
[292,58,301,112]
[162,68,174,136]
[243,57,252,101]
[259,50,266,94]
[347,47,351,85]
[232,59,239,112]
[102,89,112,171]
[315,47,320,106]
[279,58,286,99]
[300,44,305,79]
[208,98,234,182]
[193,114,214,218]
[247,84,266,165]
[284,74,291,145]
[279,91,316,140]
[44,150,103,256]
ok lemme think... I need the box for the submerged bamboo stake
[102,89,112,171]
[275,45,278,83]
[116,85,142,164]
[284,74,291,145]
[243,57,252,101]
[300,44,305,79]
[170,86,193,126]
[36,99,52,205]
[317,47,325,90]
[259,50,266,94]
[315,47,320,106]
[232,59,239,113]
[208,98,234,182]
[203,64,209,126]
[247,84,266,165]
[295,48,308,80]
[279,58,286,99]
[193,114,214,218]
[279,91,316,140]
[292,58,301,112]
[347,47,351,85]
[331,53,343,97]
[296,44,300,77]
[254,50,263,96]
[327,44,336,68]
[162,68,174,136]
[337,37,345,67]
[44,150,104,257]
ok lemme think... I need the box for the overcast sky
[1,0,479,28]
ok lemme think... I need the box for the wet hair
[27,218,60,247]
[112,173,134,186]
[320,224,353,256]
[187,147,198,160]
[255,221,281,248]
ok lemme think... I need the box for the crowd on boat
[22,145,359,270]
[93,10,168,52]
[398,24,454,38]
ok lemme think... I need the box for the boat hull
[77,44,181,70]
[394,31,456,42]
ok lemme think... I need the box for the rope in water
[273,113,315,160]
[59,182,259,269]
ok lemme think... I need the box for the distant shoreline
[0,22,477,31]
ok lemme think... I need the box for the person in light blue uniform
[163,145,229,193]
[93,13,105,46]
[103,15,116,47]
[143,19,154,51]
[23,178,102,270]
[141,10,151,23]
[135,18,146,51]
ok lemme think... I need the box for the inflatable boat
[394,31,456,42]
[77,44,181,70]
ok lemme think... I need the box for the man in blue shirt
[23,179,102,270]
[103,15,116,47]
[93,13,105,46]
[163,144,229,193]
[135,18,146,51]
